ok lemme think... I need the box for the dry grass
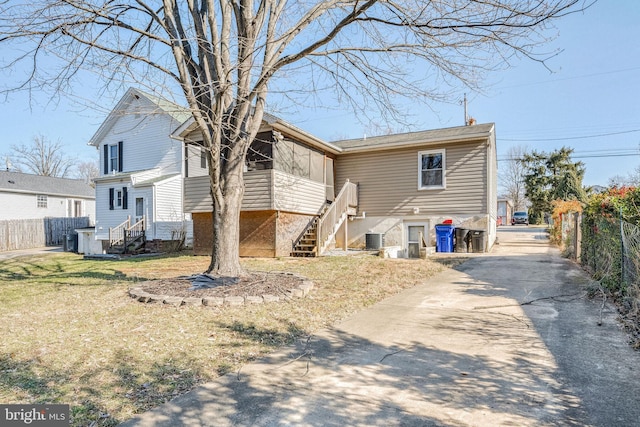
[0,251,458,426]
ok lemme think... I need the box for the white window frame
[418,149,446,190]
[116,190,123,207]
[36,194,48,208]
[109,144,119,173]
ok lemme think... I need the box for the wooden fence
[0,217,91,252]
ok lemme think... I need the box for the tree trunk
[206,153,246,277]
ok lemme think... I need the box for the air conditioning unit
[365,233,383,250]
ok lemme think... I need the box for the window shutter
[122,187,128,210]
[109,188,115,210]
[184,145,189,178]
[103,145,109,174]
[118,141,124,172]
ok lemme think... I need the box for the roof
[332,123,495,152]
[0,171,95,199]
[173,111,343,155]
[92,168,181,187]
[88,87,191,147]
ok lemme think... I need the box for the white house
[88,88,193,253]
[0,170,95,222]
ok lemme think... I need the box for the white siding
[94,95,186,241]
[94,178,134,240]
[97,97,183,177]
[94,182,135,240]
[154,175,193,241]
[0,191,93,221]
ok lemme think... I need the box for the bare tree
[7,135,75,178]
[0,0,589,276]
[75,160,100,187]
[499,145,528,210]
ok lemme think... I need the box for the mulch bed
[137,271,307,299]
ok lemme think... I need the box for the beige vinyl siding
[242,171,273,211]
[273,172,325,215]
[335,141,488,217]
[185,145,209,178]
[184,169,324,214]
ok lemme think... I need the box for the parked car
[512,211,529,225]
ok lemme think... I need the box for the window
[200,147,207,169]
[109,187,128,210]
[37,195,47,208]
[135,197,144,221]
[418,149,445,189]
[274,138,324,183]
[110,145,119,172]
[103,141,123,174]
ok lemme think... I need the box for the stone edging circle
[128,277,314,307]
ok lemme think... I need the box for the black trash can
[455,228,470,253]
[471,230,486,253]
[64,233,78,253]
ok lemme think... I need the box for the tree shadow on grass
[0,257,152,285]
[0,349,209,427]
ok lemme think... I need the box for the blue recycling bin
[435,224,455,253]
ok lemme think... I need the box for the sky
[0,0,639,188]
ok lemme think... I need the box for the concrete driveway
[122,227,639,427]
[0,246,63,260]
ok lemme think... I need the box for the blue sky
[1,1,639,188]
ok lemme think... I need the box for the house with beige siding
[175,113,355,257]
[333,124,497,256]
[179,118,497,258]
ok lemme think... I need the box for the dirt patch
[137,271,306,299]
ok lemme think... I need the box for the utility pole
[463,93,468,125]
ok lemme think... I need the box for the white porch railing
[109,216,146,251]
[316,180,358,255]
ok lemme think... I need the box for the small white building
[0,171,95,222]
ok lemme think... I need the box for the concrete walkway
[121,228,639,427]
